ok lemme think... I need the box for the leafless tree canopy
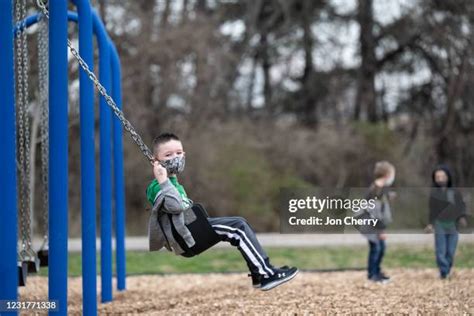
[24,0,474,235]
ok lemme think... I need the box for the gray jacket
[147,179,197,255]
[367,195,392,226]
[357,185,393,242]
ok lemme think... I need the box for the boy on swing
[146,133,298,291]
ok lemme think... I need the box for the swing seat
[38,249,49,267]
[171,203,221,258]
[25,255,40,273]
[18,261,28,286]
[20,249,41,273]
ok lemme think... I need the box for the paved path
[31,233,474,252]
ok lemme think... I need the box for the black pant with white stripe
[208,216,274,277]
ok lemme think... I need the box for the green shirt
[146,176,190,206]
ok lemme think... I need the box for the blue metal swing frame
[0,1,127,314]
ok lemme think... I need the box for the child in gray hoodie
[358,161,395,283]
[146,133,298,291]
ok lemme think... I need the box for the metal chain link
[15,0,27,250]
[38,15,49,245]
[22,0,32,250]
[14,0,26,249]
[36,0,155,164]
[15,0,32,251]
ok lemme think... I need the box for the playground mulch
[19,268,474,315]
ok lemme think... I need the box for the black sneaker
[260,267,298,291]
[248,273,261,288]
[249,265,289,288]
[379,272,391,281]
[369,274,389,284]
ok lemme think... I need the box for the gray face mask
[160,155,185,175]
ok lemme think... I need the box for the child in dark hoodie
[425,165,467,279]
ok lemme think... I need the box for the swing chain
[35,0,155,164]
[15,0,32,251]
[38,15,49,243]
[22,0,33,250]
[14,0,26,250]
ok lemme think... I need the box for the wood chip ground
[19,269,474,315]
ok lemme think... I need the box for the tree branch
[377,34,420,68]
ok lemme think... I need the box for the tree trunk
[246,55,257,112]
[99,0,107,26]
[260,32,272,112]
[160,0,171,29]
[196,0,208,15]
[138,1,158,129]
[301,0,317,128]
[355,0,377,122]
[435,50,469,164]
[156,0,171,122]
[181,0,189,23]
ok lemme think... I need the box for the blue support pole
[110,43,127,291]
[48,1,69,315]
[0,0,19,311]
[71,1,97,314]
[92,11,113,303]
[11,5,126,308]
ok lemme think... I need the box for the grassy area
[37,244,474,277]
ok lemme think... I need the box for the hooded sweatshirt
[356,183,393,242]
[429,165,466,228]
[146,176,197,255]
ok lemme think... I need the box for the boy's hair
[152,133,180,154]
[373,161,395,179]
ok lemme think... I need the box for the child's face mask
[160,155,185,175]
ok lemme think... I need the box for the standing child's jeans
[368,239,385,279]
[434,222,459,278]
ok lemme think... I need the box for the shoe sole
[260,269,299,291]
[369,279,391,284]
[253,266,290,289]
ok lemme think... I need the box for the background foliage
[22,0,474,235]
